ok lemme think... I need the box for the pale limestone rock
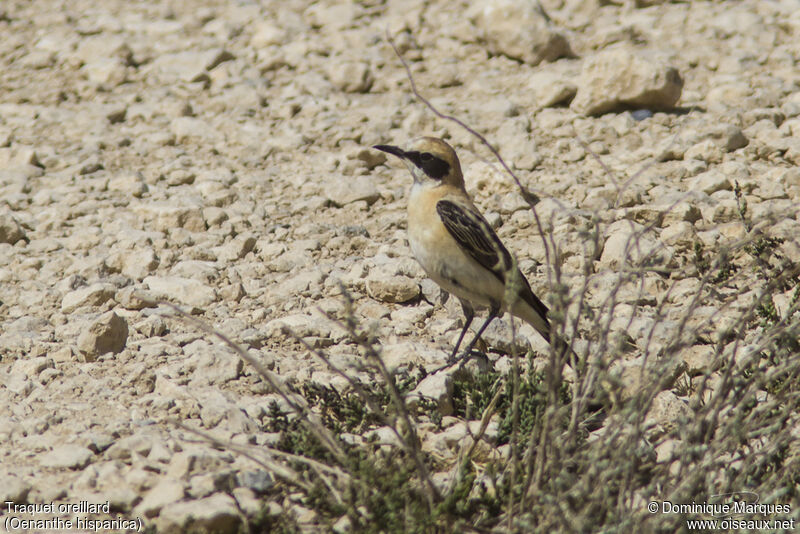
[249,21,287,48]
[688,169,733,195]
[681,344,716,374]
[136,479,186,518]
[156,493,241,534]
[11,356,53,378]
[144,276,217,307]
[0,473,31,503]
[235,470,275,493]
[60,283,116,313]
[471,0,571,65]
[106,247,160,281]
[170,117,223,144]
[108,171,148,198]
[83,57,128,87]
[132,201,206,233]
[326,59,373,93]
[170,260,219,283]
[0,209,25,244]
[660,222,696,250]
[115,287,156,310]
[232,487,262,518]
[214,234,257,262]
[40,444,93,469]
[134,315,168,337]
[599,220,673,270]
[407,372,454,416]
[77,311,128,359]
[527,70,577,109]
[572,48,683,115]
[422,420,499,457]
[646,391,690,436]
[149,48,234,84]
[366,275,420,303]
[470,317,532,356]
[264,313,332,340]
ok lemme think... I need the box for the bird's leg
[448,300,475,363]
[455,304,500,364]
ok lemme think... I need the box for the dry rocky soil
[1,0,799,532]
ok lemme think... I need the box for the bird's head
[373,137,464,189]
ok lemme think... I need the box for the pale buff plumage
[373,137,555,361]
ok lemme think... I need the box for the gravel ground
[1,0,799,531]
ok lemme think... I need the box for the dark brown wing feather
[436,199,550,330]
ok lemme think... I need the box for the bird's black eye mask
[405,151,450,180]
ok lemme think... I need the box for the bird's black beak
[373,144,406,159]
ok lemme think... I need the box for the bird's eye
[420,152,433,161]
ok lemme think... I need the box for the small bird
[373,137,563,362]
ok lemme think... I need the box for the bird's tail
[551,332,579,368]
[509,306,578,371]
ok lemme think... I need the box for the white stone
[471,0,571,65]
[40,445,93,469]
[171,117,223,144]
[407,372,454,415]
[366,275,420,303]
[144,276,217,307]
[61,283,116,313]
[150,48,234,83]
[132,201,206,233]
[77,311,129,359]
[249,22,287,48]
[109,172,148,198]
[324,175,380,207]
[326,59,373,93]
[599,220,673,270]
[527,71,578,109]
[157,493,241,533]
[214,234,257,262]
[0,209,25,244]
[136,479,186,518]
[572,48,683,115]
[689,170,732,195]
[646,391,690,435]
[11,356,53,378]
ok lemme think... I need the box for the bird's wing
[436,199,550,325]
